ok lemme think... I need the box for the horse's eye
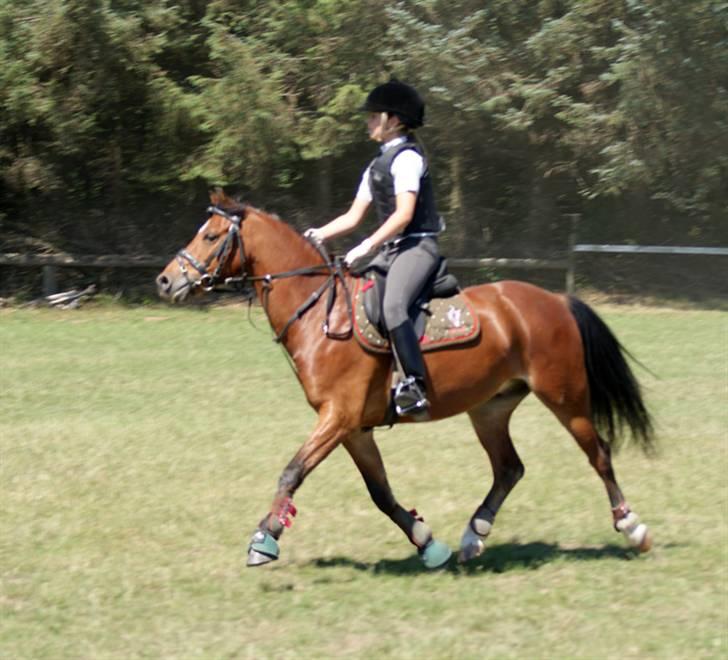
[203,233,219,242]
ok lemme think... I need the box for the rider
[305,79,443,419]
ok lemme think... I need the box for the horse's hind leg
[534,390,652,552]
[459,384,530,563]
[343,429,452,568]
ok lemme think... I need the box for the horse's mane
[209,189,323,264]
[240,204,281,223]
[252,207,324,259]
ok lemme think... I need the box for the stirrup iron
[394,376,429,417]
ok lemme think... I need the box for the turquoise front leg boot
[247,530,280,567]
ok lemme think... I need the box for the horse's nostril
[156,274,171,292]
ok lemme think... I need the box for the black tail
[568,297,654,453]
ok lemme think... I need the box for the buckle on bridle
[199,274,214,291]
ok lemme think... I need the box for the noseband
[176,206,244,291]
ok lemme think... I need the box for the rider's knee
[382,301,408,330]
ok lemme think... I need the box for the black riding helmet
[361,79,425,129]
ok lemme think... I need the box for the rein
[254,250,353,343]
[182,206,353,343]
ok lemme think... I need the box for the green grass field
[1,302,726,659]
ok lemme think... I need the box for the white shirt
[355,136,424,203]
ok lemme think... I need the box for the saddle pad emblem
[447,305,462,328]
[352,278,481,354]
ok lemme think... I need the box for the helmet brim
[359,103,423,128]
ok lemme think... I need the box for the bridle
[175,205,244,292]
[176,205,353,343]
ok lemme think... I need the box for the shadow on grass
[310,541,639,576]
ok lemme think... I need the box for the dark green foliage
[0,0,725,259]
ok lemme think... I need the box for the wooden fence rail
[0,253,169,297]
[0,254,169,267]
[1,243,726,297]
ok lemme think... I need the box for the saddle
[352,257,480,354]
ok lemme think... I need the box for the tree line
[1,0,726,262]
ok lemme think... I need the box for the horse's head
[156,189,248,302]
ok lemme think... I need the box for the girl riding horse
[305,80,441,421]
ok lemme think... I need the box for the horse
[156,189,655,568]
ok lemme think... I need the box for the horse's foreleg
[343,430,452,568]
[460,389,528,563]
[247,405,350,567]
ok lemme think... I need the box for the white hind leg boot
[458,516,493,563]
[614,505,652,552]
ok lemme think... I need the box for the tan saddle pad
[352,277,481,354]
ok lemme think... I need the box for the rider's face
[367,112,402,142]
[367,112,384,141]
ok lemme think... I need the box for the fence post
[42,265,58,296]
[565,213,580,295]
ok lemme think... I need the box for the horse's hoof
[419,539,452,569]
[246,530,279,567]
[247,548,278,566]
[638,528,653,553]
[616,512,651,552]
[458,520,492,564]
[458,539,485,563]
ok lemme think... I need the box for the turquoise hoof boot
[419,538,452,569]
[247,530,280,567]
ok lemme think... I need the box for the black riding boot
[389,322,430,419]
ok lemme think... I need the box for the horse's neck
[245,211,330,336]
[245,211,322,276]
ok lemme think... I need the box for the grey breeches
[379,237,440,330]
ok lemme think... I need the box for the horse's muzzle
[156,272,190,303]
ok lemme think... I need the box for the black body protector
[368,138,440,237]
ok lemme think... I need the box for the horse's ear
[209,186,226,206]
[209,186,247,216]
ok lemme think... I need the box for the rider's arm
[316,196,370,241]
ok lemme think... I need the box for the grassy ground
[1,302,726,659]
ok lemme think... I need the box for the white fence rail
[573,245,728,256]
